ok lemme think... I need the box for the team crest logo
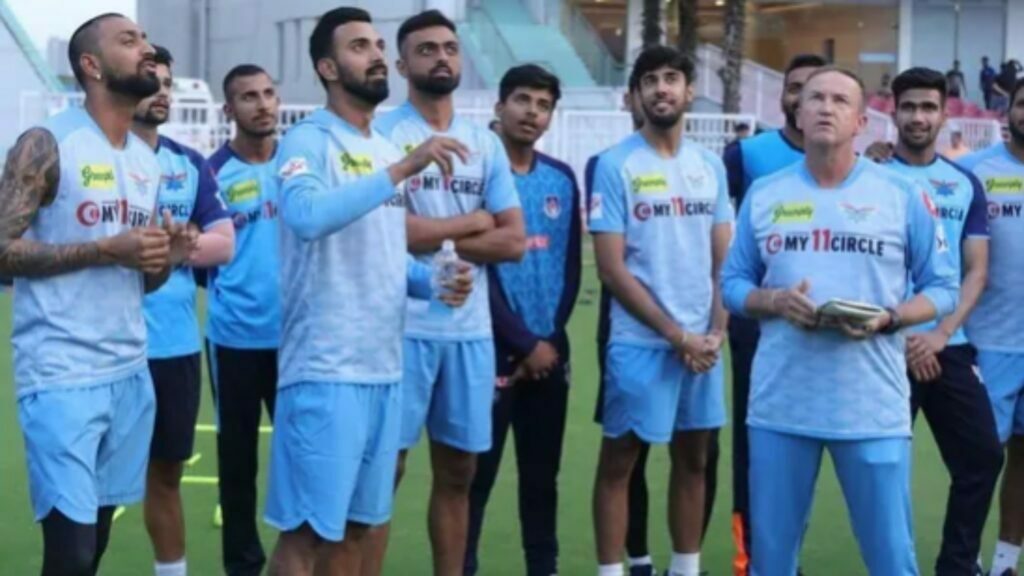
[839,201,877,223]
[929,179,958,197]
[162,172,186,191]
[686,172,705,188]
[128,172,151,196]
[544,195,561,219]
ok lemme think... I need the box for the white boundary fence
[20,91,1000,185]
[20,91,752,185]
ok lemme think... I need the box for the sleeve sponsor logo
[80,164,116,190]
[589,194,603,220]
[278,157,309,181]
[771,202,815,223]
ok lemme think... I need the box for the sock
[598,563,625,576]
[992,541,1022,575]
[669,552,699,576]
[155,558,186,576]
[628,556,653,568]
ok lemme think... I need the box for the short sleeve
[586,155,627,234]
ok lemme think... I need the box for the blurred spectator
[943,125,971,160]
[946,60,967,98]
[981,56,997,110]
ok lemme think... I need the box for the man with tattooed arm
[1,13,196,576]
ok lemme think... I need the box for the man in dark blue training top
[464,64,581,576]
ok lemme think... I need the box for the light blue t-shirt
[206,144,281,349]
[13,107,161,397]
[587,133,734,348]
[375,102,520,341]
[276,109,428,387]
[143,136,230,359]
[722,158,959,439]
[961,144,1024,352]
[884,154,989,346]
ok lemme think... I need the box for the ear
[396,57,408,80]
[684,83,695,106]
[80,52,102,82]
[222,101,234,122]
[494,101,504,118]
[316,58,339,83]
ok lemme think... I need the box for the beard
[641,100,683,129]
[410,68,460,96]
[784,104,801,133]
[106,63,160,99]
[133,104,167,127]
[339,63,389,105]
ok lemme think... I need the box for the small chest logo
[80,164,115,190]
[929,179,958,197]
[226,179,260,204]
[339,153,373,175]
[838,202,877,223]
[544,195,561,219]
[162,172,187,191]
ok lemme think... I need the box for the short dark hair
[1012,77,1024,108]
[628,45,695,92]
[891,67,947,106]
[397,9,456,51]
[309,7,372,89]
[68,13,125,85]
[152,44,173,68]
[222,64,269,100]
[499,64,561,105]
[784,54,827,82]
[804,65,867,110]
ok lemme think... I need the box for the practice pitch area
[0,259,1003,574]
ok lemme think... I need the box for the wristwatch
[880,307,903,335]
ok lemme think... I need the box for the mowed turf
[0,260,1005,574]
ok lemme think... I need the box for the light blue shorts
[602,343,726,444]
[400,338,496,453]
[265,381,401,542]
[976,349,1024,442]
[17,370,156,523]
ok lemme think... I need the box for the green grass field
[0,264,1005,575]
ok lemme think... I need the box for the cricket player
[206,63,281,576]
[960,77,1024,576]
[720,53,826,575]
[721,67,959,576]
[464,63,581,576]
[872,67,1002,576]
[4,13,194,575]
[263,8,472,576]
[132,45,235,576]
[371,9,525,576]
[589,45,732,576]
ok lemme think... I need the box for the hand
[523,340,559,381]
[836,313,890,340]
[164,211,200,266]
[906,330,949,366]
[771,279,818,329]
[864,141,894,163]
[669,330,718,373]
[439,261,474,308]
[909,353,943,383]
[399,136,470,179]
[99,223,170,274]
[469,210,496,235]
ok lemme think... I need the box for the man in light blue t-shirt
[369,10,525,576]
[4,14,195,575]
[959,77,1024,576]
[589,46,733,576]
[132,45,235,576]
[722,68,959,576]
[264,8,473,574]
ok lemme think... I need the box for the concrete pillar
[898,0,913,72]
[1007,0,1024,61]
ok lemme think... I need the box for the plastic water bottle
[429,239,459,316]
